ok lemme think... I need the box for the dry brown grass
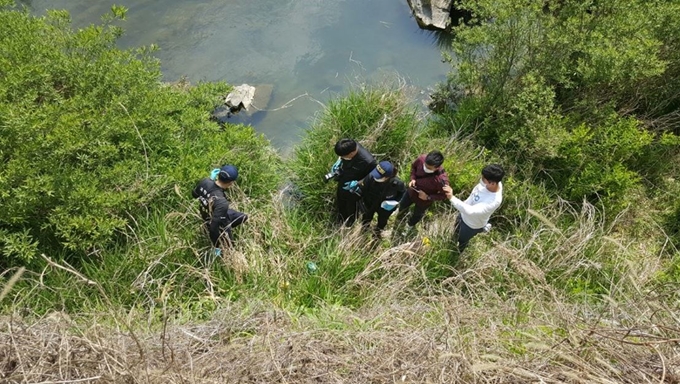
[2,283,679,383]
[2,199,679,383]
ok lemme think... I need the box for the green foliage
[0,8,280,266]
[0,229,38,262]
[433,0,675,213]
[418,242,457,282]
[656,251,680,290]
[490,73,566,158]
[665,199,680,251]
[452,0,667,106]
[294,246,371,308]
[552,116,652,209]
[493,176,552,233]
[618,1,680,119]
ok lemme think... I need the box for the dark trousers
[397,192,429,227]
[205,209,248,247]
[453,215,484,252]
[337,187,361,226]
[225,209,248,240]
[362,207,394,234]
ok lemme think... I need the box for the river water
[26,0,451,151]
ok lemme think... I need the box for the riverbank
[2,2,680,382]
[27,0,450,149]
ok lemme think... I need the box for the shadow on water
[416,28,455,51]
[212,106,268,129]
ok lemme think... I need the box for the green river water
[26,0,451,151]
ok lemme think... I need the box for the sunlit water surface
[27,0,451,152]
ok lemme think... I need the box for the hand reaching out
[442,185,453,199]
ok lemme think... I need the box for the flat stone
[250,84,273,111]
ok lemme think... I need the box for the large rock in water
[407,0,454,30]
[213,84,274,124]
[225,84,256,111]
[224,84,273,114]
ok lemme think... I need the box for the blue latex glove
[342,180,361,195]
[380,200,399,211]
[214,248,222,257]
[330,157,342,173]
[210,168,220,181]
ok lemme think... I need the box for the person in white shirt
[442,164,505,252]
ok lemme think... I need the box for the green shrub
[552,115,652,209]
[0,6,281,266]
[433,0,674,214]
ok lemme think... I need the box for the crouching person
[345,161,405,238]
[192,164,248,257]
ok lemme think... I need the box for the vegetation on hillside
[1,0,679,382]
[436,0,680,213]
[0,3,280,269]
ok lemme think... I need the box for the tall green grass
[3,85,680,383]
[9,84,671,317]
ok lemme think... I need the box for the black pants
[337,187,361,226]
[205,209,248,247]
[225,209,248,240]
[397,192,429,227]
[453,215,484,252]
[362,206,394,233]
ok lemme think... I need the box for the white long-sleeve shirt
[449,181,503,229]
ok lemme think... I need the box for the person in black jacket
[349,161,405,238]
[192,164,248,255]
[329,139,376,226]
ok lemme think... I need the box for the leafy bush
[0,6,280,266]
[432,0,677,213]
[551,115,652,209]
[450,0,667,109]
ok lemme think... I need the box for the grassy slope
[2,86,679,383]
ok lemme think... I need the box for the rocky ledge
[406,0,454,30]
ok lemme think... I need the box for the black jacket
[192,178,231,244]
[192,178,228,218]
[360,175,406,212]
[336,144,376,185]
